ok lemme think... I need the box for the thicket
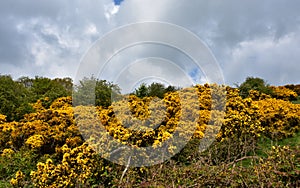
[0,76,299,187]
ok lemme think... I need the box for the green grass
[292,96,300,104]
[277,131,300,146]
[0,180,12,188]
[257,132,300,156]
[237,132,300,167]
[292,100,300,104]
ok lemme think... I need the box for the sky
[0,0,299,92]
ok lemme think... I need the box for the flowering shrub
[31,144,97,187]
[255,98,300,139]
[253,145,300,187]
[10,170,25,187]
[217,87,263,141]
[271,86,298,101]
[25,134,45,149]
[0,114,6,124]
[0,84,298,187]
[0,96,82,153]
[1,148,14,157]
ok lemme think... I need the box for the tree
[238,77,273,98]
[134,82,179,99]
[73,77,121,107]
[95,79,121,107]
[53,77,73,93]
[17,76,33,88]
[29,76,71,108]
[148,82,166,98]
[134,83,149,98]
[165,85,178,94]
[0,75,33,121]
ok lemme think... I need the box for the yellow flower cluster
[1,148,14,157]
[255,98,300,139]
[10,170,25,187]
[271,86,298,101]
[76,87,217,154]
[0,84,298,187]
[31,144,96,187]
[25,134,45,149]
[0,96,82,153]
[248,89,271,101]
[216,87,264,141]
[0,114,6,124]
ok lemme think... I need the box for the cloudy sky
[1,0,300,92]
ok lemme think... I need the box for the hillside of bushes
[0,75,299,187]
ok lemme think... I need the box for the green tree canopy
[134,82,179,99]
[148,82,166,99]
[134,83,149,98]
[73,77,121,107]
[0,75,73,121]
[238,77,273,98]
[0,75,33,121]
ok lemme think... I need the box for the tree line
[1,74,299,122]
[0,75,176,121]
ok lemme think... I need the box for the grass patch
[292,96,300,104]
[237,132,300,167]
[257,132,300,155]
[0,180,11,188]
[292,100,300,104]
[277,131,300,146]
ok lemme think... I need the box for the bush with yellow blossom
[0,83,298,187]
[271,86,298,101]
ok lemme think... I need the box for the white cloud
[113,57,194,93]
[104,3,120,21]
[225,30,300,85]
[84,23,99,36]
[0,0,300,86]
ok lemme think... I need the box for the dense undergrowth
[0,84,299,187]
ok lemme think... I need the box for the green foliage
[0,75,33,121]
[238,77,273,98]
[0,75,72,121]
[95,79,121,107]
[148,82,166,98]
[73,76,121,107]
[73,77,97,106]
[30,76,72,108]
[134,82,179,99]
[0,148,38,185]
[292,96,300,104]
[0,180,11,188]
[53,77,73,93]
[134,83,149,98]
[0,75,299,187]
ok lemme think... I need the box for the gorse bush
[0,75,72,121]
[270,86,298,101]
[0,81,299,187]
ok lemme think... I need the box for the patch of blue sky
[113,0,124,5]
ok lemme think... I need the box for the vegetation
[0,75,72,121]
[73,76,121,108]
[237,77,273,98]
[133,82,178,99]
[0,75,299,187]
